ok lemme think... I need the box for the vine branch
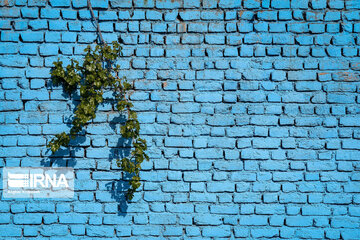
[87,0,105,45]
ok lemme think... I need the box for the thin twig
[87,0,106,45]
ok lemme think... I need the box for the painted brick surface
[1,0,360,239]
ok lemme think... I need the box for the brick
[319,60,348,70]
[170,158,197,170]
[253,138,280,149]
[61,10,76,20]
[286,216,313,226]
[205,35,225,44]
[18,136,46,146]
[188,23,207,33]
[0,7,20,18]
[341,230,360,240]
[201,10,224,20]
[196,70,224,80]
[331,217,359,228]
[302,206,331,216]
[272,0,290,8]
[261,161,288,171]
[0,226,22,237]
[244,0,260,8]
[156,0,181,8]
[21,8,38,18]
[195,93,222,103]
[182,34,203,44]
[340,117,360,127]
[336,150,360,160]
[273,172,303,182]
[87,226,114,237]
[28,0,47,6]
[49,0,71,7]
[19,112,47,124]
[74,203,102,213]
[40,8,60,19]
[295,229,324,239]
[133,0,154,7]
[234,193,261,203]
[203,226,231,237]
[0,101,23,111]
[165,137,192,147]
[59,212,88,224]
[21,32,44,42]
[328,93,355,104]
[240,215,268,225]
[166,48,190,57]
[166,203,194,213]
[209,22,225,33]
[172,103,200,113]
[14,213,42,224]
[149,213,176,224]
[133,226,161,236]
[324,194,352,204]
[179,11,200,20]
[207,182,235,192]
[184,172,211,182]
[40,225,68,236]
[190,192,216,202]
[207,115,234,126]
[291,0,309,8]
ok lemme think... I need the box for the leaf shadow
[106,114,133,216]
[43,79,133,216]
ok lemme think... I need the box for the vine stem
[87,0,106,45]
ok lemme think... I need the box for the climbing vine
[47,41,148,200]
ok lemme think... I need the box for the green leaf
[48,42,147,202]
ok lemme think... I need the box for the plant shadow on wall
[43,42,149,215]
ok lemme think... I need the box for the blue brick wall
[1,0,360,238]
